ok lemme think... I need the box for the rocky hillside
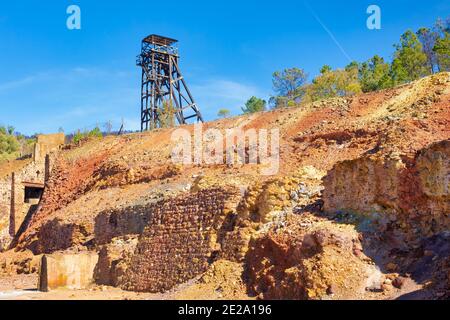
[1,72,449,300]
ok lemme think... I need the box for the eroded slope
[1,72,449,300]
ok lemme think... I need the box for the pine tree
[242,97,267,114]
[434,32,450,71]
[217,108,231,118]
[271,68,308,108]
[359,55,393,92]
[416,27,439,73]
[433,17,450,72]
[304,65,361,102]
[391,30,430,84]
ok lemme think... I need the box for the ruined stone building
[0,133,65,251]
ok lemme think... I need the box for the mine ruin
[0,37,449,301]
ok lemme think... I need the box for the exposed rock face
[171,259,248,300]
[244,214,370,300]
[323,139,450,238]
[238,167,325,224]
[323,157,402,215]
[0,250,40,275]
[416,140,449,205]
[217,166,326,263]
[94,237,138,287]
[30,219,92,254]
[94,205,153,246]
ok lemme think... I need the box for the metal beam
[137,35,204,130]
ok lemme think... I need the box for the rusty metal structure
[137,34,204,131]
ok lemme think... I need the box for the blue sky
[0,0,448,135]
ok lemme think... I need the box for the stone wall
[323,139,450,238]
[0,160,46,250]
[29,218,91,255]
[104,187,242,293]
[0,133,64,251]
[0,178,12,247]
[94,205,152,246]
[33,133,65,162]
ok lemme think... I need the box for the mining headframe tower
[137,34,204,131]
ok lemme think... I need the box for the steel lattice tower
[137,34,204,131]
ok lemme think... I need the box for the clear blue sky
[0,0,448,135]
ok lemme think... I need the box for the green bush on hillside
[72,126,103,144]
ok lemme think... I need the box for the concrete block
[38,252,99,291]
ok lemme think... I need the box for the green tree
[242,96,267,114]
[345,61,359,72]
[217,108,231,118]
[391,30,429,84]
[433,31,450,71]
[359,55,393,92]
[0,126,20,161]
[72,130,84,144]
[320,65,333,74]
[435,17,450,34]
[431,18,450,72]
[272,68,308,108]
[433,17,450,71]
[88,126,103,138]
[305,65,361,102]
[7,126,14,135]
[416,27,439,73]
